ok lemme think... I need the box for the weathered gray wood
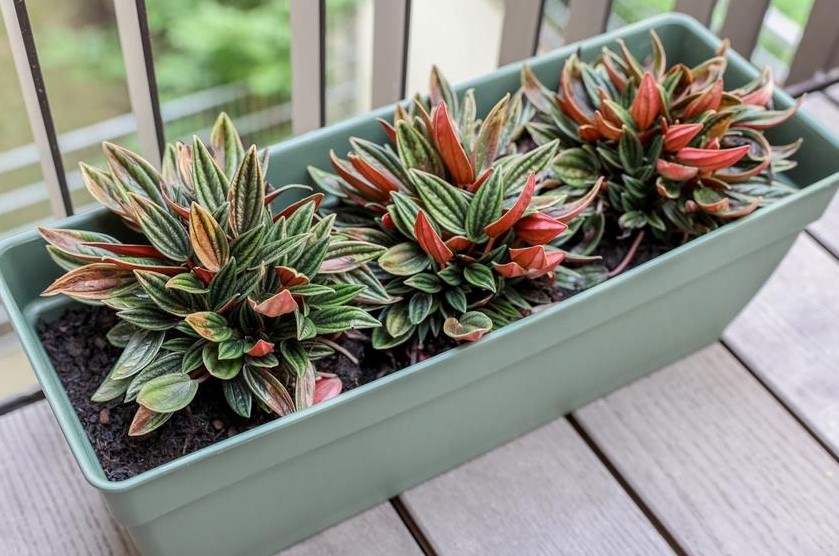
[787,0,839,86]
[498,0,544,66]
[725,236,839,455]
[575,344,839,555]
[0,401,419,556]
[371,0,411,107]
[401,418,673,555]
[803,92,839,256]
[674,0,717,26]
[564,0,612,44]
[0,402,138,556]
[718,0,770,57]
[280,504,422,556]
[290,0,324,133]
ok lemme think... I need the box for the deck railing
[1,0,838,228]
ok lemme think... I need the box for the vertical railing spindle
[498,0,545,66]
[113,0,164,168]
[564,0,612,44]
[674,0,718,26]
[290,0,326,134]
[787,0,839,86]
[0,0,72,218]
[371,0,412,107]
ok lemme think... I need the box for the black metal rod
[134,0,166,154]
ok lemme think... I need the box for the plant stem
[317,338,359,366]
[608,230,645,278]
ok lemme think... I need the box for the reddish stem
[608,230,645,278]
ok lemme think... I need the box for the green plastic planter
[1,13,837,556]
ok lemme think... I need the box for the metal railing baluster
[718,0,770,57]
[787,0,839,86]
[498,0,545,66]
[0,0,72,218]
[371,0,412,107]
[290,0,326,134]
[113,0,165,167]
[564,0,612,44]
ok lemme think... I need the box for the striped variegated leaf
[471,94,509,173]
[242,365,295,416]
[202,342,243,380]
[192,136,228,210]
[185,311,233,342]
[379,242,430,276]
[42,263,136,301]
[211,112,246,177]
[125,353,183,402]
[128,406,172,436]
[500,139,558,195]
[408,293,434,325]
[118,307,180,330]
[223,375,252,418]
[280,341,309,377]
[295,362,316,410]
[134,270,197,316]
[166,272,208,294]
[189,202,229,272]
[410,170,469,235]
[463,263,496,293]
[320,241,386,273]
[110,329,166,380]
[396,120,444,176]
[464,168,504,243]
[129,193,191,262]
[309,306,381,334]
[104,142,166,207]
[227,146,265,236]
[137,373,199,413]
[443,311,493,342]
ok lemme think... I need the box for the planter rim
[1,12,837,495]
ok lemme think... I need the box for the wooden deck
[3,92,839,555]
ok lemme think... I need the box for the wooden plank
[400,419,673,555]
[371,0,411,107]
[290,0,325,134]
[575,344,839,555]
[803,92,839,256]
[563,0,611,44]
[718,0,770,57]
[674,0,717,26]
[0,401,420,555]
[724,236,839,454]
[280,505,421,556]
[497,0,544,66]
[0,402,137,556]
[787,0,839,86]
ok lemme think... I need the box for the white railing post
[371,0,411,107]
[564,0,612,44]
[290,0,325,134]
[498,0,544,66]
[0,0,72,217]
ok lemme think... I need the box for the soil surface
[37,306,383,481]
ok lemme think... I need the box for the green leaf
[437,264,463,286]
[320,241,386,273]
[618,127,644,172]
[408,293,434,325]
[463,263,496,292]
[371,326,413,350]
[309,306,381,334]
[208,258,239,310]
[552,148,600,188]
[162,337,193,352]
[307,283,365,307]
[202,342,242,380]
[472,94,509,172]
[293,235,330,279]
[110,330,166,380]
[211,112,245,177]
[230,224,265,268]
[618,210,647,229]
[166,273,208,294]
[185,311,233,342]
[388,192,422,239]
[295,363,316,410]
[181,339,207,373]
[396,120,443,175]
[227,146,265,235]
[137,373,199,413]
[502,140,559,194]
[379,242,430,276]
[223,375,252,418]
[465,168,504,242]
[128,406,172,436]
[125,353,183,402]
[218,337,247,360]
[287,283,335,297]
[385,302,413,337]
[135,270,196,316]
[445,288,468,313]
[104,142,165,207]
[410,170,469,235]
[242,365,295,416]
[192,136,229,210]
[90,374,129,403]
[106,321,136,348]
[404,273,442,293]
[117,307,180,330]
[129,194,191,262]
[280,341,310,377]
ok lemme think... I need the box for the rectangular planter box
[1,13,838,556]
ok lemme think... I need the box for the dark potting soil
[37,306,384,481]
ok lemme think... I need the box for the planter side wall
[122,232,798,556]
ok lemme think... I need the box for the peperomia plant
[521,31,801,269]
[40,114,384,435]
[313,73,599,352]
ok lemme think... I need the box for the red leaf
[274,193,325,221]
[103,257,185,275]
[674,145,750,171]
[193,266,216,286]
[559,58,594,125]
[629,72,661,131]
[513,213,568,245]
[432,103,475,185]
[683,80,723,119]
[549,177,602,224]
[445,235,472,252]
[468,167,493,193]
[578,125,601,142]
[594,111,623,141]
[381,212,396,229]
[484,172,537,238]
[378,118,396,144]
[502,245,567,278]
[247,339,275,357]
[275,266,310,288]
[314,376,343,404]
[656,159,699,181]
[414,211,453,267]
[82,242,165,259]
[348,153,402,195]
[663,123,703,152]
[251,289,299,317]
[330,150,390,203]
